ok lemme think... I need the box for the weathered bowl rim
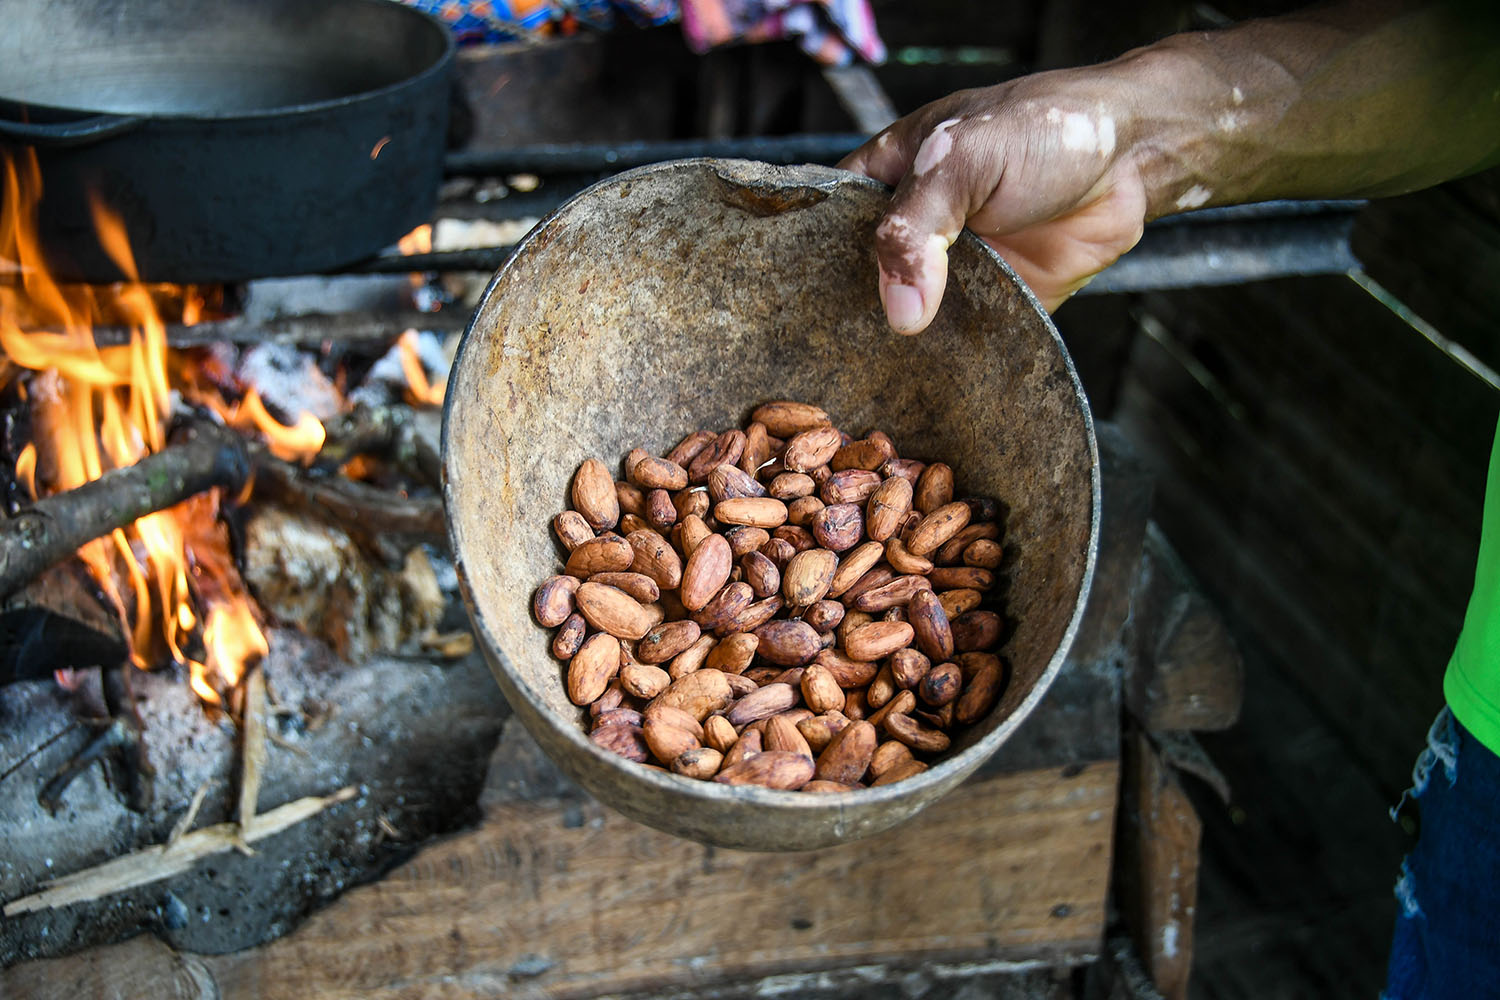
[442,158,1101,839]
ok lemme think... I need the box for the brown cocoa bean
[786,495,825,527]
[963,539,1004,569]
[852,573,932,613]
[928,566,994,591]
[796,711,849,753]
[616,481,647,518]
[955,661,1005,724]
[715,497,788,529]
[643,489,675,530]
[907,501,972,556]
[868,739,915,778]
[799,664,845,714]
[885,536,934,576]
[768,471,816,500]
[629,455,689,491]
[593,707,643,731]
[920,661,964,706]
[811,502,864,552]
[667,634,717,679]
[725,671,760,697]
[705,632,758,674]
[692,581,754,631]
[831,437,896,472]
[703,714,738,753]
[751,401,831,437]
[575,582,655,640]
[618,513,649,535]
[782,426,842,472]
[826,540,883,598]
[740,550,780,598]
[680,533,732,611]
[620,660,671,699]
[938,588,984,618]
[865,476,914,542]
[552,612,587,659]
[803,599,845,633]
[884,712,950,753]
[673,488,711,523]
[913,462,954,515]
[572,457,620,530]
[844,620,915,662]
[760,536,797,569]
[935,521,1001,565]
[533,574,581,627]
[773,524,817,552]
[626,529,682,590]
[820,469,882,505]
[590,723,648,762]
[643,715,701,762]
[553,510,595,551]
[637,620,702,664]
[586,572,659,604]
[672,747,724,779]
[866,664,898,709]
[871,758,928,786]
[754,620,821,667]
[720,728,762,769]
[652,668,733,721]
[666,429,716,467]
[708,463,768,502]
[568,632,621,705]
[841,565,896,607]
[908,589,954,662]
[814,720,876,785]
[714,750,815,790]
[952,610,1003,651]
[564,534,634,579]
[724,526,771,558]
[717,595,782,635]
[866,689,916,729]
[881,458,925,487]
[889,647,931,689]
[589,681,625,718]
[781,548,838,606]
[687,429,746,484]
[738,421,772,477]
[764,715,813,757]
[813,648,879,688]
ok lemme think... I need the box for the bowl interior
[443,159,1098,850]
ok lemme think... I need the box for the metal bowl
[442,159,1099,851]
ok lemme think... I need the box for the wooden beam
[1116,730,1201,1000]
[4,763,1119,999]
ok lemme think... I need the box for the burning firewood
[0,420,250,603]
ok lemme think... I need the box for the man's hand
[841,1,1500,335]
[839,72,1151,330]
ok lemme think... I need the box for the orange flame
[397,329,445,406]
[230,389,326,462]
[397,224,432,256]
[0,147,270,706]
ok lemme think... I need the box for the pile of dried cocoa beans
[531,400,1008,793]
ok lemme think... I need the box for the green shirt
[1445,416,1500,754]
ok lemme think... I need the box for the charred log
[314,404,442,489]
[0,563,127,686]
[251,453,444,541]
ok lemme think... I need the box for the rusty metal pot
[442,159,1099,851]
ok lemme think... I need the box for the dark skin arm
[840,1,1500,330]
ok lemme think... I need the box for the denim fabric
[1383,707,1500,999]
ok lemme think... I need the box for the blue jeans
[1383,707,1500,999]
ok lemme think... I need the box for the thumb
[871,122,974,335]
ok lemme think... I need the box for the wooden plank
[4,764,1118,1000]
[1116,730,1201,1000]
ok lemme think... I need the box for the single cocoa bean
[783,426,842,472]
[552,612,587,659]
[630,455,689,491]
[920,661,964,706]
[572,457,620,530]
[724,526,771,558]
[952,609,1003,652]
[907,501,972,556]
[814,720,877,784]
[811,502,864,551]
[692,581,755,631]
[626,529,682,590]
[575,582,655,640]
[831,437,896,472]
[620,660,671,699]
[590,724,648,762]
[688,429,747,484]
[564,534,635,579]
[852,573,933,613]
[938,588,984,619]
[955,661,1005,724]
[884,712,950,753]
[568,632,622,705]
[553,510,595,551]
[533,574,581,627]
[913,462,954,515]
[738,421,772,477]
[666,429,716,467]
[717,595,783,635]
[705,631,758,674]
[709,463,768,502]
[820,469,882,505]
[672,746,724,779]
[908,589,955,662]
[714,750,815,789]
[803,599,845,633]
[768,471,816,499]
[844,620,915,661]
[928,566,994,591]
[680,533,733,611]
[637,620,702,664]
[750,400,831,437]
[754,620,822,667]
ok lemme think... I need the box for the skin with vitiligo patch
[840,0,1500,330]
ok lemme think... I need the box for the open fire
[0,148,442,713]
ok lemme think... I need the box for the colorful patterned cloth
[400,0,883,65]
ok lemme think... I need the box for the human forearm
[1123,1,1500,219]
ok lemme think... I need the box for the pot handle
[0,113,145,147]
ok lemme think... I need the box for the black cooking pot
[0,0,454,283]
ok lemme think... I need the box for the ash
[0,623,506,965]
